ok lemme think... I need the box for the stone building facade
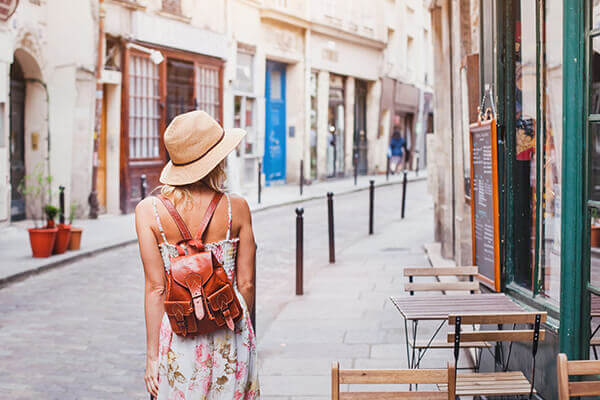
[1,0,433,222]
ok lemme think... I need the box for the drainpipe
[89,0,105,218]
[447,0,456,258]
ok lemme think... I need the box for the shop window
[310,72,318,179]
[195,65,221,121]
[507,0,563,306]
[128,54,160,159]
[234,95,257,185]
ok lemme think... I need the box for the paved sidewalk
[0,171,425,286]
[256,186,455,399]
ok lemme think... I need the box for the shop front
[467,1,595,397]
[119,42,223,213]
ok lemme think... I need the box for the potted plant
[592,208,600,248]
[18,164,57,258]
[67,202,83,251]
[52,186,72,254]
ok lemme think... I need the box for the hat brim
[159,128,247,186]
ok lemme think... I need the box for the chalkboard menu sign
[470,119,500,291]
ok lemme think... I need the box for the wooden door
[264,61,286,183]
[9,60,25,221]
[97,86,107,209]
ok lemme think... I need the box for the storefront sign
[470,118,501,291]
[0,0,18,22]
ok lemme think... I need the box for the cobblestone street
[0,180,434,399]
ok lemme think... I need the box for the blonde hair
[159,161,226,207]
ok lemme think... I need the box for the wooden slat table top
[390,293,525,320]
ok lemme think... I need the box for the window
[507,0,563,307]
[235,51,254,93]
[128,54,160,159]
[310,72,318,179]
[195,65,221,121]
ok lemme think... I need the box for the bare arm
[135,198,166,397]
[234,197,257,311]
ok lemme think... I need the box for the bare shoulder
[134,197,155,224]
[228,193,252,222]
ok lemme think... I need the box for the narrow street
[0,180,433,399]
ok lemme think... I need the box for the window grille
[196,65,221,121]
[128,55,160,159]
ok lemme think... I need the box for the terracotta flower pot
[68,227,83,250]
[53,224,72,254]
[592,226,600,248]
[28,227,58,258]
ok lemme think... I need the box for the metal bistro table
[390,293,526,369]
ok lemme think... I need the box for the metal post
[401,170,408,219]
[353,151,358,185]
[386,155,390,181]
[59,186,65,225]
[296,208,304,295]
[140,174,147,200]
[257,161,262,204]
[369,180,374,235]
[300,159,304,196]
[327,192,335,263]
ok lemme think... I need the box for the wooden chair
[404,266,480,296]
[557,353,600,399]
[331,362,456,400]
[438,312,546,398]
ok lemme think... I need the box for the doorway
[10,60,25,221]
[354,80,368,175]
[264,61,286,183]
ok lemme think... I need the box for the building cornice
[259,7,310,30]
[106,0,145,11]
[311,22,386,50]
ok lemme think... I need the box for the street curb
[251,174,427,213]
[0,175,426,289]
[0,239,138,289]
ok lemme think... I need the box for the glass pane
[234,96,242,128]
[235,51,254,93]
[270,69,281,100]
[128,55,159,159]
[245,98,255,155]
[539,0,563,305]
[592,36,600,115]
[513,0,538,290]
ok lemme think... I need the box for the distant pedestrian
[135,111,260,399]
[389,129,406,173]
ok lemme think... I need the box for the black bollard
[296,208,304,295]
[140,174,147,200]
[300,159,304,196]
[59,186,65,225]
[327,192,335,263]
[369,180,374,235]
[257,161,262,204]
[401,170,408,219]
[386,155,390,181]
[353,152,358,186]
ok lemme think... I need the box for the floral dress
[152,195,260,400]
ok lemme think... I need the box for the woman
[135,110,260,399]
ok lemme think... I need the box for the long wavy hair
[159,160,226,208]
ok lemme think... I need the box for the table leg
[414,320,446,369]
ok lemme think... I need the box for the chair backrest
[557,353,600,399]
[448,312,547,399]
[331,362,456,400]
[404,266,480,295]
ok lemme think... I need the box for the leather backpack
[157,193,242,336]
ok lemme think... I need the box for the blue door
[264,61,286,183]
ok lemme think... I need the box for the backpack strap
[157,195,193,241]
[195,192,224,244]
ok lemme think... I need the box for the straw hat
[159,110,246,186]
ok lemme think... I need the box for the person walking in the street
[135,111,260,399]
[389,128,406,173]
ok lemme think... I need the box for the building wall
[1,0,96,225]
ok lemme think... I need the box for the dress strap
[152,197,169,244]
[225,193,232,241]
